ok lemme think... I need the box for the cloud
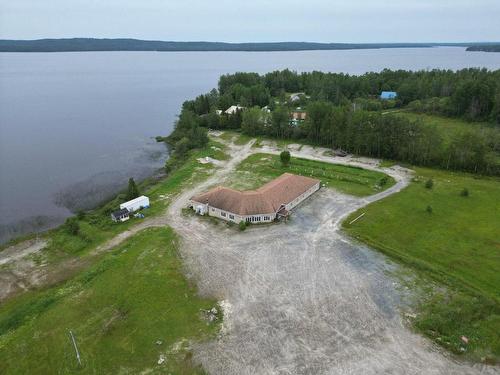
[1,0,499,42]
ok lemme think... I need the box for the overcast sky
[1,0,499,42]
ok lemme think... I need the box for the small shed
[120,195,150,213]
[111,208,130,222]
[380,91,397,100]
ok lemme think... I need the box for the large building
[190,173,320,224]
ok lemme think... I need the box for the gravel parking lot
[166,140,496,375]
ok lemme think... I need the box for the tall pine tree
[126,177,140,201]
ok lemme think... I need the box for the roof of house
[121,195,149,207]
[380,91,397,99]
[112,208,130,217]
[191,173,320,216]
[225,105,245,114]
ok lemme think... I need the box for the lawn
[343,167,500,361]
[228,153,395,197]
[0,227,219,374]
[396,112,499,146]
[216,130,294,149]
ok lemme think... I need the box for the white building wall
[285,182,320,211]
[120,196,150,212]
[206,206,275,224]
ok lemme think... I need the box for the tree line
[165,68,500,175]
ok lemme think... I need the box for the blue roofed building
[380,91,397,100]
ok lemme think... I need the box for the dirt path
[0,239,47,267]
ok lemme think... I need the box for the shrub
[425,179,434,189]
[460,188,469,197]
[280,150,291,166]
[63,217,80,236]
[239,221,247,231]
[426,205,433,214]
[379,176,388,186]
[76,210,86,220]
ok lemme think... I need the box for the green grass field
[216,130,293,149]
[228,153,395,196]
[343,168,500,361]
[397,112,499,146]
[0,228,219,374]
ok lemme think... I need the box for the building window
[229,214,234,220]
[211,208,215,212]
[221,212,226,217]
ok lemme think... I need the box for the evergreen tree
[280,150,291,166]
[126,177,140,201]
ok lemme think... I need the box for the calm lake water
[1,47,499,242]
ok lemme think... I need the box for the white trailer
[120,195,150,213]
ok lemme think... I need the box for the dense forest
[0,38,481,52]
[467,45,500,52]
[166,68,500,175]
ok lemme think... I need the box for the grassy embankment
[0,227,219,374]
[0,139,229,373]
[228,153,395,197]
[343,167,500,362]
[400,112,500,161]
[218,130,291,149]
[17,140,228,264]
[398,112,498,142]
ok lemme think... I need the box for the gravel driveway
[165,139,496,375]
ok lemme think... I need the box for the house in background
[111,208,130,222]
[225,105,245,115]
[380,91,397,100]
[111,195,150,223]
[289,92,309,103]
[289,93,302,102]
[290,107,307,126]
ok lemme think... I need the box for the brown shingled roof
[191,173,319,216]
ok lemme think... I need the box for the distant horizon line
[2,37,500,44]
[1,38,498,53]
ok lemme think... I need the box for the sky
[1,0,499,43]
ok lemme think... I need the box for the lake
[1,47,499,242]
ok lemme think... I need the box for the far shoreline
[1,38,498,53]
